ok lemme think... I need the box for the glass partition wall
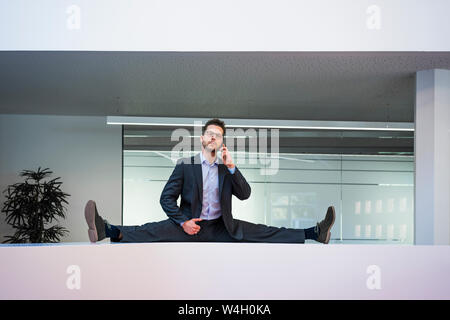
[123,124,414,244]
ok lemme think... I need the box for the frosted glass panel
[342,185,414,244]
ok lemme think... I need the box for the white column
[415,69,450,245]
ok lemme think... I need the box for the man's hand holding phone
[221,143,235,169]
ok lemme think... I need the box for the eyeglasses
[204,130,223,139]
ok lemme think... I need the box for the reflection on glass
[387,224,395,240]
[376,200,383,214]
[365,200,372,215]
[355,201,361,215]
[376,225,383,238]
[365,225,372,238]
[388,198,395,213]
[355,225,361,237]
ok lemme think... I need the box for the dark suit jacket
[160,153,251,240]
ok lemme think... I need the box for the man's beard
[202,140,218,157]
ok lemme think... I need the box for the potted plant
[1,167,70,243]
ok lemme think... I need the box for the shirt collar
[199,151,219,166]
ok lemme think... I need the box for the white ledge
[0,243,449,299]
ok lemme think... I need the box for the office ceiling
[1,51,449,122]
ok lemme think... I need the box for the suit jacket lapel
[193,153,203,201]
[218,159,228,198]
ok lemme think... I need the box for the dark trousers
[116,216,306,244]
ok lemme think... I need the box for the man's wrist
[227,165,236,174]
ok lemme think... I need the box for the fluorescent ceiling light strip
[123,150,413,158]
[378,184,414,187]
[108,116,414,131]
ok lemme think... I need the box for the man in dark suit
[85,118,335,244]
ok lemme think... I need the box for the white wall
[1,243,449,299]
[0,114,122,243]
[1,0,450,51]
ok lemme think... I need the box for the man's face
[201,125,224,154]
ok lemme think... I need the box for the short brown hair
[202,118,226,136]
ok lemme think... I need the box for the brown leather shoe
[316,206,336,244]
[84,200,106,243]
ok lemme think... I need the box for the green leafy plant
[1,167,70,243]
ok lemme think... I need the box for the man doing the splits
[85,118,335,244]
